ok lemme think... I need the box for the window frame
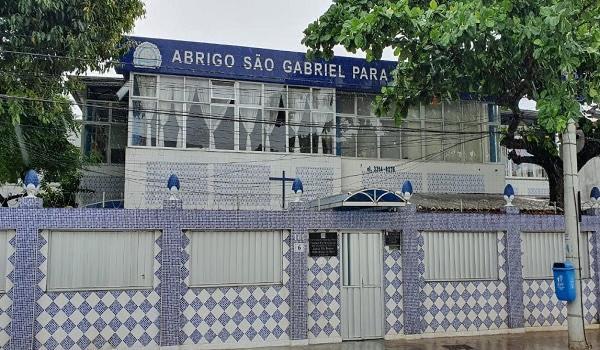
[45,229,157,292]
[187,230,284,288]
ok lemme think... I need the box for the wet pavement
[263,329,600,350]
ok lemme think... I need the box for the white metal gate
[340,232,384,340]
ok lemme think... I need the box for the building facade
[76,37,504,209]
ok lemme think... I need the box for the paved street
[264,329,600,350]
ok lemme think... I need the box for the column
[401,204,422,335]
[160,199,183,346]
[11,197,44,349]
[288,202,309,343]
[504,206,525,329]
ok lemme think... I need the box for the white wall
[124,147,505,209]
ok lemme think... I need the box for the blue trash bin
[553,261,576,302]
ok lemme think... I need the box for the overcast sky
[131,0,395,59]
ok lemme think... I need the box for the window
[82,98,128,164]
[423,231,499,281]
[47,230,155,291]
[188,230,283,286]
[522,232,590,279]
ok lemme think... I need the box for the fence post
[400,204,422,335]
[288,202,309,344]
[503,205,525,329]
[160,198,183,346]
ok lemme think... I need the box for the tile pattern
[307,256,340,339]
[180,231,290,346]
[79,175,125,206]
[296,167,335,201]
[0,231,15,349]
[383,246,403,336]
[214,164,271,210]
[420,232,508,333]
[426,173,485,193]
[523,233,597,327]
[34,231,161,349]
[362,172,423,193]
[145,162,209,206]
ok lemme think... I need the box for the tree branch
[0,193,25,207]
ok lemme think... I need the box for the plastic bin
[552,261,576,302]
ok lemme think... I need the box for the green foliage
[0,0,144,205]
[303,0,600,133]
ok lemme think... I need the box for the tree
[303,0,600,207]
[0,0,144,207]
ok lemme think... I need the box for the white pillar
[563,119,589,350]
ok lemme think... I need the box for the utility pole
[563,119,589,350]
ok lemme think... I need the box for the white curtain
[290,89,310,152]
[264,111,275,152]
[210,106,226,149]
[241,109,260,150]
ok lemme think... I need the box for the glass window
[356,95,374,116]
[402,108,422,159]
[132,75,156,97]
[313,88,334,112]
[265,84,287,108]
[185,78,209,103]
[211,81,235,104]
[186,104,210,149]
[313,113,334,154]
[464,123,483,162]
[131,100,157,146]
[289,87,310,110]
[239,108,263,151]
[159,76,184,101]
[212,106,235,150]
[158,102,183,148]
[443,122,462,161]
[336,93,355,114]
[338,116,357,157]
[380,119,401,159]
[85,102,109,122]
[265,110,286,152]
[425,104,442,120]
[289,110,311,153]
[239,83,262,106]
[83,124,109,162]
[357,118,378,158]
[111,102,128,124]
[424,121,443,161]
[462,101,481,122]
[110,124,127,163]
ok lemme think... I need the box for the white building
[74,37,505,209]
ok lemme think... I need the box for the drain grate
[442,345,475,350]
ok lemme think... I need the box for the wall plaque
[309,232,338,257]
[385,231,401,248]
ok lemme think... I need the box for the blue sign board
[117,36,397,93]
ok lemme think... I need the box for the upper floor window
[82,85,128,164]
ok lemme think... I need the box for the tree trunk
[546,166,564,209]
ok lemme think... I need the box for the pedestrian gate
[340,232,384,340]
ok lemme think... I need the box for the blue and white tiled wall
[179,231,291,346]
[383,246,403,336]
[523,232,598,328]
[307,256,341,340]
[34,231,161,349]
[3,203,600,349]
[420,232,508,333]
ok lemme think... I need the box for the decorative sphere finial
[23,169,40,197]
[400,180,413,203]
[291,177,303,202]
[503,184,515,207]
[591,187,600,207]
[167,174,180,200]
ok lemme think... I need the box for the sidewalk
[265,329,600,350]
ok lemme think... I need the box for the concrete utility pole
[563,119,589,350]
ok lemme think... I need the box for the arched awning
[307,188,406,210]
